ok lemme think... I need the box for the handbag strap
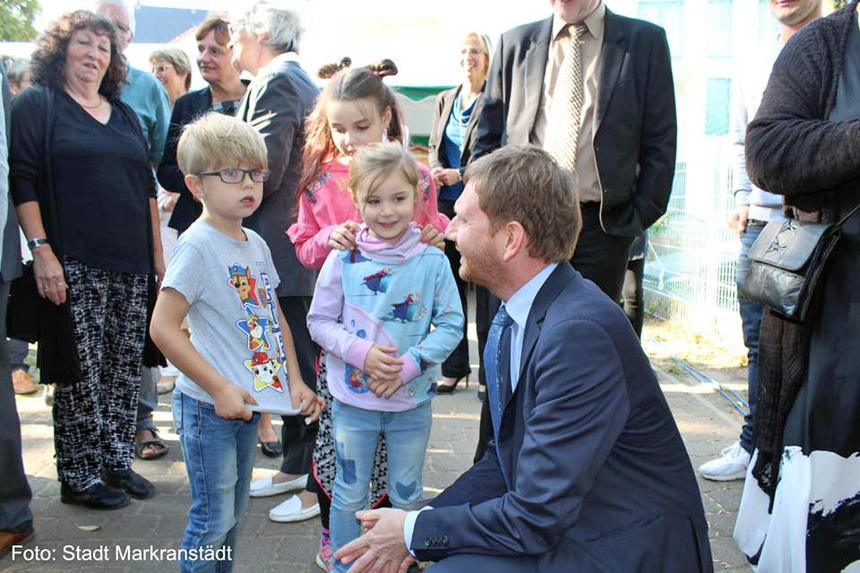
[40,86,63,261]
[835,200,860,228]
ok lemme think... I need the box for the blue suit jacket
[413,263,713,572]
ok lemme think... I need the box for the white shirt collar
[505,263,558,330]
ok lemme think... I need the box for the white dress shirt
[403,263,559,552]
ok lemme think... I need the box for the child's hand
[419,224,446,250]
[363,345,403,381]
[290,381,325,423]
[212,383,257,421]
[368,373,403,399]
[329,220,361,251]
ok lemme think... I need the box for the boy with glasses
[150,112,323,572]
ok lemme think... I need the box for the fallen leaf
[77,525,101,531]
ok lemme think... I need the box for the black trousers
[622,257,645,339]
[438,199,471,379]
[0,281,34,534]
[571,203,636,303]
[278,295,319,477]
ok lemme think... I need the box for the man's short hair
[92,0,135,36]
[231,1,303,55]
[464,145,581,262]
[177,112,268,176]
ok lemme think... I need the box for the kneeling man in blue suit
[336,145,713,573]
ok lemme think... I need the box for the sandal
[135,429,169,460]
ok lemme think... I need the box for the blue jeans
[737,223,764,454]
[330,400,432,573]
[173,390,260,573]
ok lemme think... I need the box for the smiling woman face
[64,28,112,90]
[197,29,238,86]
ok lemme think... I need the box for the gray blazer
[236,56,318,297]
[412,263,713,572]
[0,63,21,284]
[427,85,484,180]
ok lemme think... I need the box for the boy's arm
[150,288,257,420]
[397,254,465,385]
[273,300,325,421]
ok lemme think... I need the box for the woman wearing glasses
[149,47,191,110]
[157,14,248,237]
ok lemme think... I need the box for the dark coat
[158,87,211,235]
[427,85,484,179]
[0,62,20,284]
[472,10,677,236]
[236,57,318,297]
[412,263,713,572]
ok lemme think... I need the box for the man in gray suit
[0,61,33,557]
[335,146,711,573]
[230,1,322,522]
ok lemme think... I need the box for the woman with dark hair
[157,14,248,237]
[733,2,860,570]
[10,10,163,509]
[428,32,491,396]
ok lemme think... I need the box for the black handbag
[739,202,860,323]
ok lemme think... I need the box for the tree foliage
[0,0,41,42]
[832,0,848,8]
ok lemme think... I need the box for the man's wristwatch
[27,238,50,251]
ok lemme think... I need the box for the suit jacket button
[442,536,449,544]
[425,537,432,546]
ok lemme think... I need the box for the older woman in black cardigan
[11,11,162,509]
[733,2,860,571]
[428,32,491,396]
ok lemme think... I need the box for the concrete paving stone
[11,318,754,572]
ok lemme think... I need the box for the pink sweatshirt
[286,159,449,270]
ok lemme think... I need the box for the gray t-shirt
[162,220,297,415]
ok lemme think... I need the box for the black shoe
[259,438,283,458]
[101,468,155,500]
[436,375,470,395]
[60,482,130,510]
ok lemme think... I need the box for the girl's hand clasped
[329,220,361,251]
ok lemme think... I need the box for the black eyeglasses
[196,168,270,184]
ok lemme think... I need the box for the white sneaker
[268,495,321,523]
[249,474,307,498]
[699,442,751,481]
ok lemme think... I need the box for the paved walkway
[6,322,753,572]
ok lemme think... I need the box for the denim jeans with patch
[173,390,259,573]
[330,399,432,573]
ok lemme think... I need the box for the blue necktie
[484,305,514,444]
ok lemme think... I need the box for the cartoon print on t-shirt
[361,267,393,295]
[384,293,427,323]
[344,364,370,394]
[244,351,284,392]
[228,263,259,308]
[237,307,271,352]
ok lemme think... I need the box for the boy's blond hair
[347,142,420,210]
[177,112,268,176]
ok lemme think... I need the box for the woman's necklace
[77,97,103,109]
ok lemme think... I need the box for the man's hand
[367,373,403,399]
[728,205,749,234]
[290,380,325,423]
[418,225,445,250]
[363,345,403,381]
[211,382,257,421]
[329,221,361,251]
[164,191,179,212]
[335,508,414,573]
[430,166,460,187]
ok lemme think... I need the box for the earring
[382,128,389,143]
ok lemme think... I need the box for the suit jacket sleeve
[412,318,630,560]
[472,34,507,162]
[429,438,509,509]
[634,27,677,231]
[428,91,447,171]
[746,27,860,197]
[245,71,304,200]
